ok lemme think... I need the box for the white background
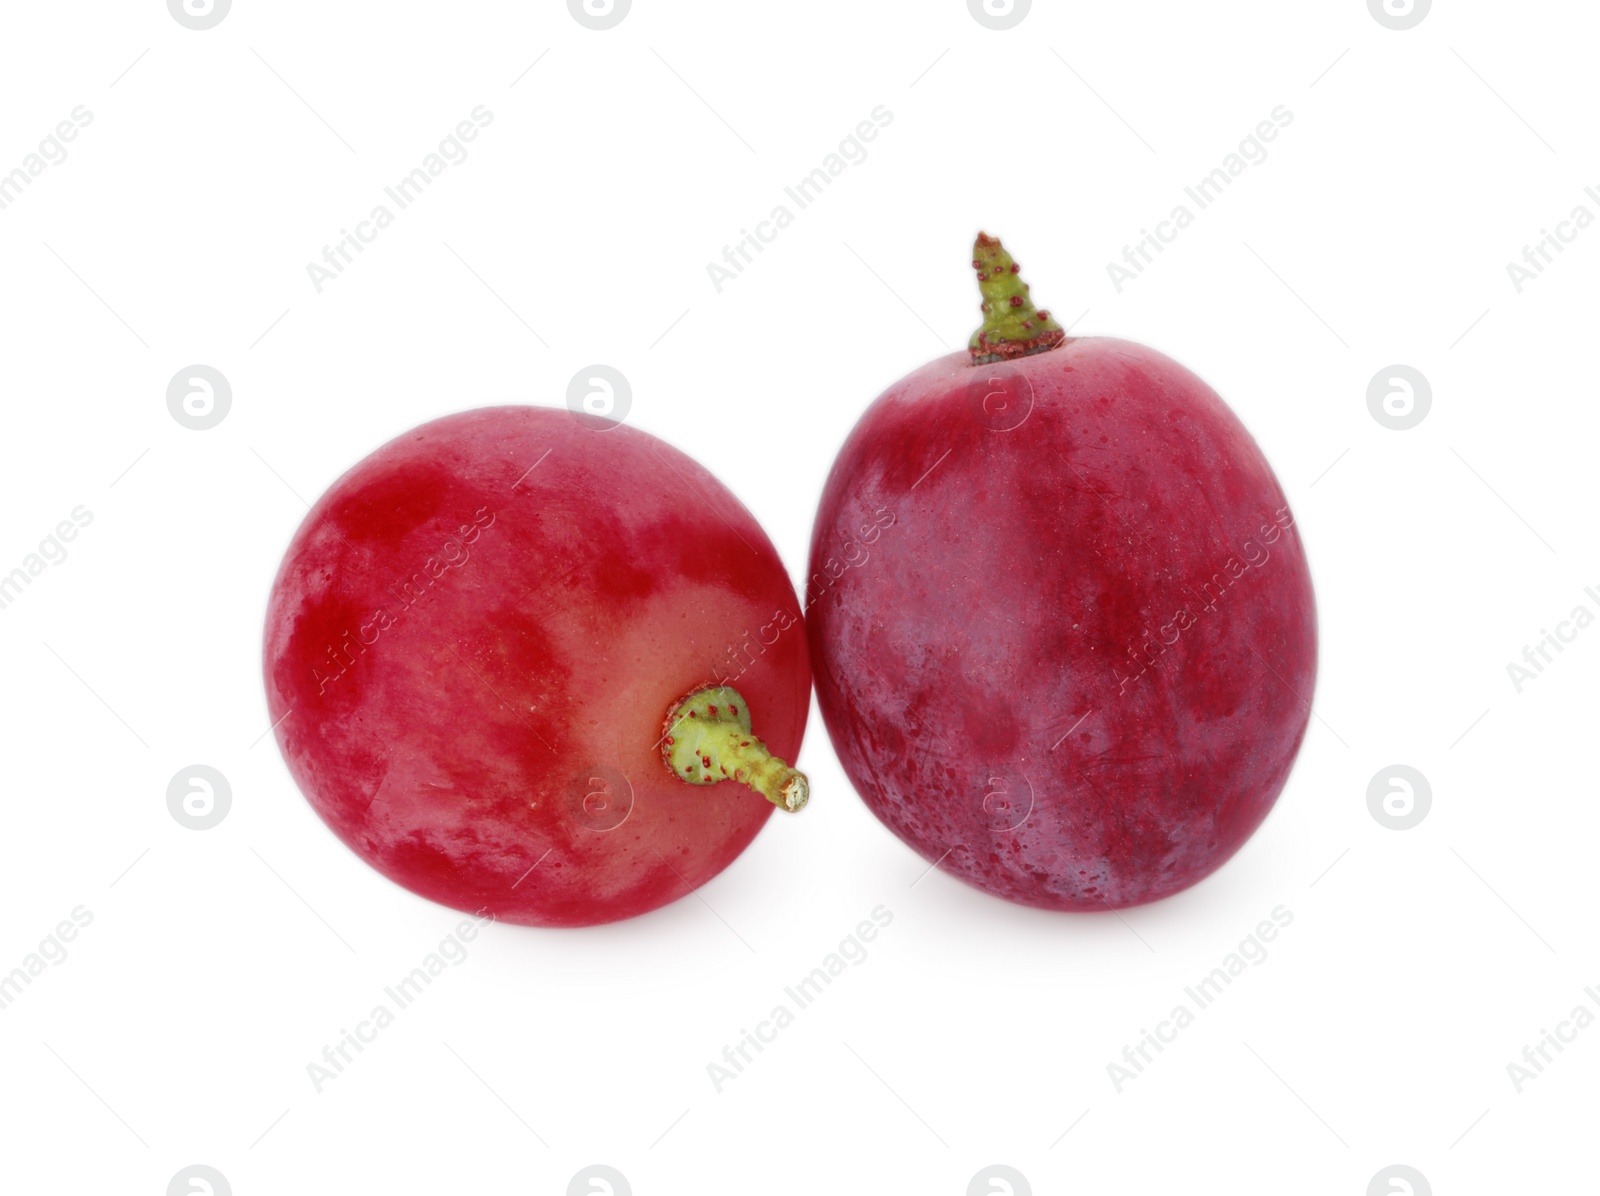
[1,1,1594,1193]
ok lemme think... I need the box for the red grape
[263,406,810,927]
[808,234,1316,910]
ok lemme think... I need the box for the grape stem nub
[661,686,809,811]
[968,231,1067,364]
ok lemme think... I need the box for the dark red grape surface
[808,339,1316,910]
